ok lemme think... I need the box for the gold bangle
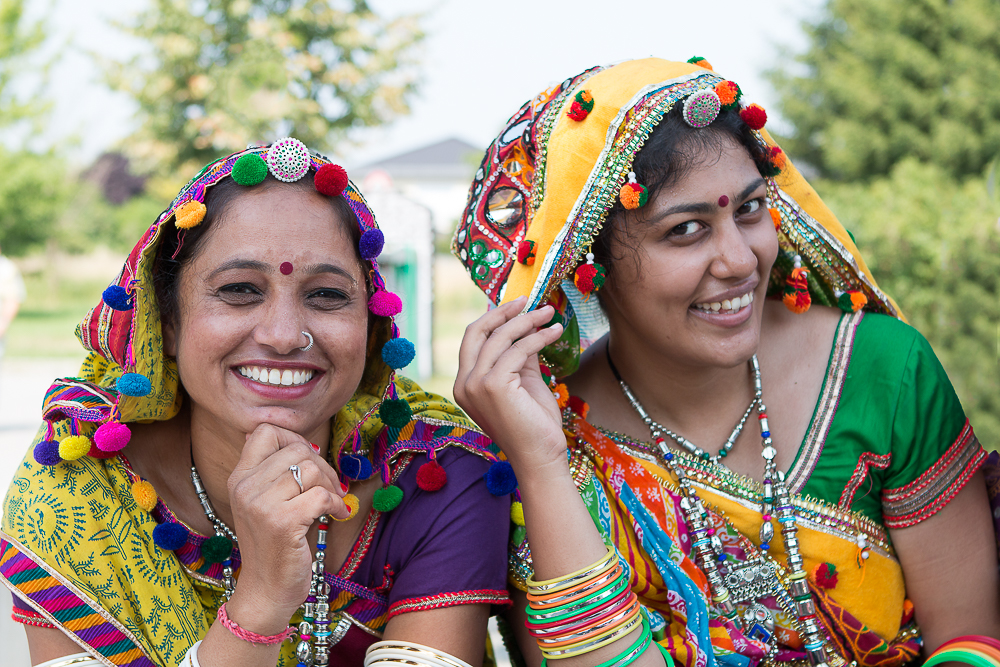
[539,609,643,659]
[526,546,616,594]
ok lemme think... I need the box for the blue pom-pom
[152,522,189,551]
[484,460,518,496]
[359,229,385,260]
[103,285,133,311]
[338,454,373,480]
[381,337,415,369]
[33,440,62,466]
[117,373,152,397]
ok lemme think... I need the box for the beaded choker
[612,353,834,667]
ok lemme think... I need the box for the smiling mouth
[693,291,754,314]
[238,366,315,386]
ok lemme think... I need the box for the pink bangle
[217,602,296,645]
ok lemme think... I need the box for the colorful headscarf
[31,138,438,506]
[453,58,903,376]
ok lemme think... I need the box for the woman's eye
[668,221,702,237]
[738,198,764,216]
[217,283,264,304]
[308,288,349,305]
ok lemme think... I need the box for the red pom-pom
[314,164,349,196]
[88,440,119,459]
[567,101,588,121]
[740,104,767,130]
[416,460,447,491]
[573,261,607,295]
[517,239,537,265]
[566,395,590,419]
[812,562,839,590]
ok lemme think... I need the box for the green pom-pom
[379,399,413,429]
[201,535,233,563]
[373,485,403,512]
[231,154,268,186]
[837,293,854,312]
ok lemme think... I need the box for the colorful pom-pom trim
[769,208,782,231]
[837,290,867,313]
[131,480,158,512]
[202,534,233,563]
[517,239,537,265]
[368,290,402,317]
[740,103,767,131]
[782,256,811,314]
[686,56,713,70]
[381,337,415,370]
[567,89,595,121]
[714,80,742,109]
[117,373,152,397]
[683,87,722,128]
[314,163,349,196]
[567,395,590,419]
[33,440,62,466]
[95,421,131,452]
[266,137,310,183]
[484,460,517,496]
[333,493,360,522]
[175,200,206,230]
[553,383,569,410]
[59,435,92,461]
[102,285,133,311]
[338,453,373,480]
[573,253,607,296]
[510,501,525,526]
[153,522,189,551]
[619,171,648,210]
[812,562,839,590]
[373,485,403,512]
[359,228,385,260]
[416,460,447,491]
[379,398,413,428]
[231,154,268,186]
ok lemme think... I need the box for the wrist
[224,587,296,637]
[510,455,572,489]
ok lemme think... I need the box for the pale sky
[33,0,824,168]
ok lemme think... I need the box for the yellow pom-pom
[131,480,158,512]
[58,435,92,461]
[333,493,360,522]
[510,501,525,526]
[175,200,206,229]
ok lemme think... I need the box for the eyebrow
[652,178,768,219]
[208,259,358,285]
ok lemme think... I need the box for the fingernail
[310,442,320,452]
[340,480,349,493]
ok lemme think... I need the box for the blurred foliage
[770,0,1000,181]
[818,159,1000,447]
[0,0,46,130]
[106,0,424,176]
[0,150,69,256]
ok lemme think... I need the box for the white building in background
[356,138,481,238]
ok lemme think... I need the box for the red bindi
[280,262,293,275]
[718,195,729,207]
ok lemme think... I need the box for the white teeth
[695,292,754,313]
[238,366,315,386]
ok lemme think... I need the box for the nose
[253,296,308,355]
[709,218,758,281]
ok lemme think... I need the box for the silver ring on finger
[289,464,304,494]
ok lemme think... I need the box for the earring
[300,331,314,351]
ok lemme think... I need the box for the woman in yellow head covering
[1,140,514,667]
[452,58,1000,667]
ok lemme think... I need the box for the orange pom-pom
[175,200,206,229]
[553,383,569,409]
[769,208,782,231]
[783,290,811,314]
[850,292,867,310]
[619,182,647,210]
[687,56,713,70]
[740,104,767,130]
[579,90,593,104]
[715,81,740,106]
[769,146,787,171]
[131,480,158,512]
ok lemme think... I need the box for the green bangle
[526,575,630,621]
[925,649,999,667]
[540,615,651,667]
[652,637,674,667]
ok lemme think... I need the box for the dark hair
[592,103,772,279]
[153,173,365,328]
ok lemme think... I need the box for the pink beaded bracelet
[217,602,296,646]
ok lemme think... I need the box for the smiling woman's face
[163,184,370,441]
[602,136,778,371]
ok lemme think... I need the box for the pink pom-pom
[368,290,402,317]
[314,164,349,196]
[95,421,132,452]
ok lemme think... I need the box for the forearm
[514,457,666,667]
[195,590,290,667]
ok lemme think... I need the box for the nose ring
[300,331,314,352]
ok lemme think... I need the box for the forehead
[657,138,760,199]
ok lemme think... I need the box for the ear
[162,318,177,357]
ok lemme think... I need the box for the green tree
[818,160,1000,448]
[771,0,1000,181]
[106,0,424,176]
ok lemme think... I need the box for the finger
[244,442,346,498]
[287,486,350,521]
[456,296,527,386]
[237,423,311,470]
[489,324,564,379]
[467,307,556,381]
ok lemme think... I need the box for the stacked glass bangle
[364,640,473,667]
[925,636,1000,667]
[525,546,647,661]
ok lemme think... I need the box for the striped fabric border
[387,589,510,618]
[0,534,154,667]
